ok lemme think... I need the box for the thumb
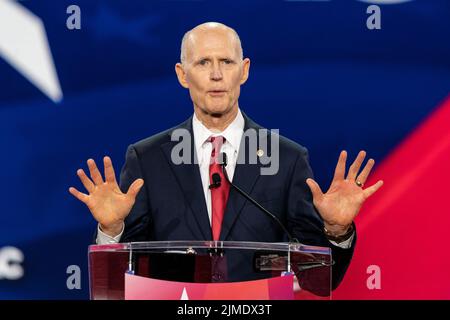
[306,178,323,201]
[127,178,144,198]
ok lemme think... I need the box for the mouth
[207,90,227,97]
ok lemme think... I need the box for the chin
[204,106,230,117]
[203,108,223,117]
[209,112,225,118]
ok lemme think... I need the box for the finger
[77,169,95,193]
[69,187,89,203]
[87,159,104,185]
[127,179,144,199]
[363,180,384,198]
[332,150,347,181]
[306,178,324,201]
[347,150,366,181]
[356,158,375,185]
[103,156,117,184]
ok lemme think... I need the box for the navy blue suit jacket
[116,112,355,289]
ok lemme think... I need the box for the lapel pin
[257,149,264,157]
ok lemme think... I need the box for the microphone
[209,173,221,189]
[219,153,297,243]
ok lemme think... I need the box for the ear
[239,58,251,85]
[175,63,189,89]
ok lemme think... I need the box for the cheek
[229,87,240,104]
[230,71,243,88]
[187,77,200,92]
[187,80,205,101]
[228,74,242,97]
[186,71,208,90]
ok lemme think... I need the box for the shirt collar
[192,108,245,153]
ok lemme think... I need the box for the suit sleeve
[286,147,356,290]
[118,145,153,242]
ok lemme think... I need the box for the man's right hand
[69,156,144,237]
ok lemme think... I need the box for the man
[69,22,383,289]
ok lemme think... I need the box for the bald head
[174,22,251,130]
[180,22,243,64]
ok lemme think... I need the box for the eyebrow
[194,56,236,62]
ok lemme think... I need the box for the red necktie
[209,136,230,241]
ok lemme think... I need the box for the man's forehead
[186,30,239,57]
[190,28,235,46]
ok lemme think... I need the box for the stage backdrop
[0,0,449,299]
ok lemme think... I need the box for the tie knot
[209,135,225,160]
[209,135,225,143]
[209,135,225,150]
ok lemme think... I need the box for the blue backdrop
[0,0,449,299]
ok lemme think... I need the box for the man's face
[176,28,250,117]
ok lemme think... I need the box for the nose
[210,63,223,81]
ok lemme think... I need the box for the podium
[88,241,332,300]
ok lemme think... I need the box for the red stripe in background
[333,94,450,300]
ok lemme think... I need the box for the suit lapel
[159,112,270,241]
[220,113,267,241]
[160,117,212,240]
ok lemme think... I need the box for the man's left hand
[306,150,384,236]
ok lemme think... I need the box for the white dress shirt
[97,109,353,248]
[192,109,244,225]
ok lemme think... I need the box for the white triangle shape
[180,287,189,300]
[0,1,63,103]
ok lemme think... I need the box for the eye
[222,59,233,65]
[198,59,209,66]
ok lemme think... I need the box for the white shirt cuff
[328,231,355,249]
[96,223,124,245]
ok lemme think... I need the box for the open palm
[69,156,144,235]
[306,150,383,234]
